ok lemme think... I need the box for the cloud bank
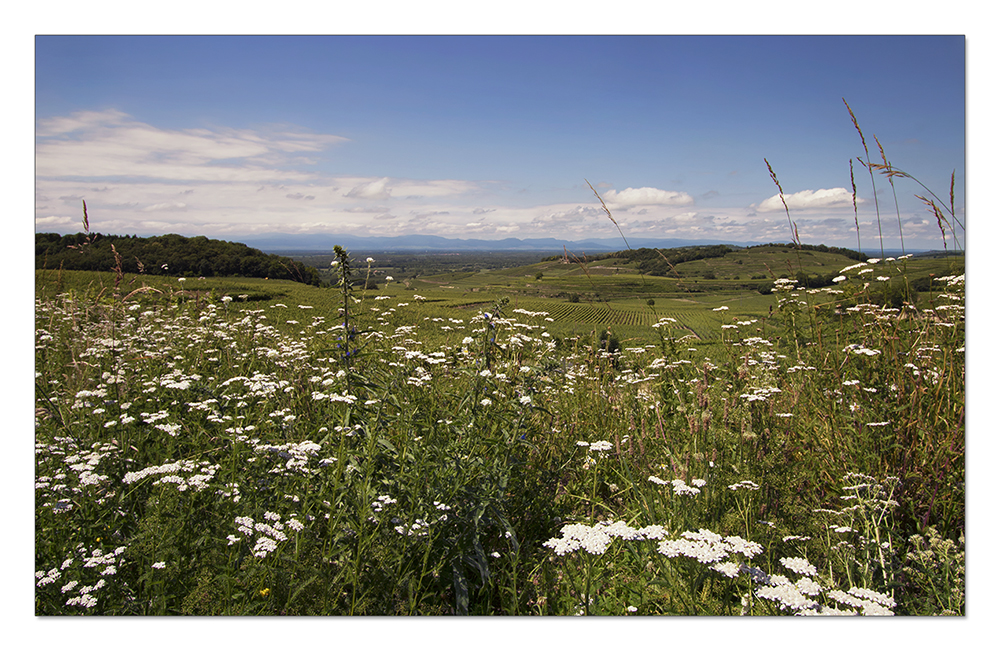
[34,110,950,248]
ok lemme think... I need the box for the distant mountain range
[241,232,761,254]
[240,232,937,258]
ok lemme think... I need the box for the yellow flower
[259,588,270,598]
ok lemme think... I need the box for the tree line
[606,244,737,276]
[36,232,322,286]
[748,242,867,262]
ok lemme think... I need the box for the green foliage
[608,244,735,276]
[34,240,963,616]
[36,232,321,286]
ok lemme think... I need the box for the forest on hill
[35,232,322,286]
[605,243,867,276]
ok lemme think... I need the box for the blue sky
[34,34,967,249]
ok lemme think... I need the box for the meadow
[33,236,964,615]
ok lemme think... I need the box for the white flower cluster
[371,494,397,513]
[123,459,220,493]
[780,556,818,576]
[394,518,432,537]
[706,549,897,616]
[805,588,895,616]
[37,542,129,609]
[407,366,433,387]
[773,277,799,291]
[756,577,820,612]
[310,390,358,404]
[739,386,782,402]
[254,440,324,475]
[646,477,706,496]
[543,521,668,556]
[843,343,881,357]
[657,529,763,564]
[588,440,613,453]
[576,440,614,468]
[233,511,305,559]
[840,262,870,274]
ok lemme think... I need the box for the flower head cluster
[232,511,304,559]
[823,588,896,615]
[253,440,324,475]
[755,576,820,612]
[780,556,818,577]
[656,529,763,564]
[543,520,667,556]
[670,478,704,496]
[123,459,220,492]
[36,542,128,609]
[371,494,397,513]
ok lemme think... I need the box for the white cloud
[391,179,480,198]
[602,187,694,207]
[345,177,392,200]
[35,109,132,137]
[142,202,188,212]
[756,188,857,212]
[35,109,347,183]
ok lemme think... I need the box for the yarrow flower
[543,520,666,556]
[657,529,763,564]
[755,581,819,612]
[712,561,741,578]
[780,556,818,577]
[671,479,701,496]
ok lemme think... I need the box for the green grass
[33,243,964,615]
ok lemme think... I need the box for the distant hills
[241,232,940,259]
[36,229,949,284]
[239,232,759,254]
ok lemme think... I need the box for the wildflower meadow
[33,251,964,616]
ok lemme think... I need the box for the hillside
[36,232,322,285]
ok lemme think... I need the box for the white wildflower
[780,557,818,577]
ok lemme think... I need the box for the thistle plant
[330,245,360,370]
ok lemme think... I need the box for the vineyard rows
[500,299,725,340]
